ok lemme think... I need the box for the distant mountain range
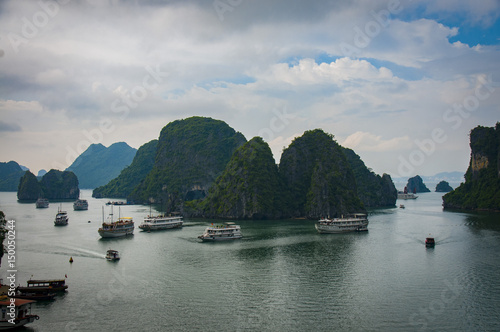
[392,171,464,184]
[0,161,26,191]
[66,142,137,189]
[0,143,137,191]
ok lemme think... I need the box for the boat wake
[31,245,106,259]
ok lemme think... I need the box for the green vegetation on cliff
[443,123,500,211]
[66,142,136,189]
[0,161,26,191]
[17,169,79,201]
[342,147,397,207]
[279,129,365,218]
[198,137,283,219]
[436,181,453,193]
[129,117,246,211]
[406,175,430,193]
[40,169,80,200]
[17,171,41,200]
[93,140,158,198]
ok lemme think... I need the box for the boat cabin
[0,297,39,328]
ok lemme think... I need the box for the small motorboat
[425,237,435,247]
[106,249,120,261]
[399,204,405,209]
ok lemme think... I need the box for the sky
[0,0,499,179]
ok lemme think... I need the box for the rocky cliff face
[39,170,80,199]
[406,175,430,193]
[279,129,364,219]
[342,147,397,207]
[17,169,79,200]
[443,123,500,211]
[198,137,282,219]
[436,181,453,192]
[129,117,246,211]
[93,140,158,198]
[17,171,41,200]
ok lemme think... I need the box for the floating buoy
[69,257,73,263]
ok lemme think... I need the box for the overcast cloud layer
[0,0,499,179]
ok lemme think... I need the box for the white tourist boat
[98,207,134,238]
[0,298,39,329]
[397,192,418,200]
[198,222,242,241]
[315,213,368,233]
[54,207,68,226]
[397,186,418,200]
[73,199,88,210]
[35,198,49,208]
[139,214,183,231]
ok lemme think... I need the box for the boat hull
[139,221,183,231]
[98,229,134,238]
[13,293,56,301]
[315,223,368,233]
[54,221,68,226]
[198,234,243,242]
[0,316,38,330]
[17,286,67,293]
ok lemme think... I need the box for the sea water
[1,190,499,331]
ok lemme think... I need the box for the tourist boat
[139,214,183,231]
[399,204,405,208]
[73,199,88,211]
[105,249,120,261]
[397,186,418,200]
[198,222,242,241]
[315,213,368,233]
[425,237,435,248]
[98,207,134,238]
[35,198,49,208]
[16,279,68,294]
[54,207,68,226]
[0,297,39,329]
[397,192,418,200]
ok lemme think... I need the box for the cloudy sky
[0,0,499,179]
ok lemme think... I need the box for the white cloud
[341,131,411,152]
[0,0,498,175]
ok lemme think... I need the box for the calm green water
[1,190,500,331]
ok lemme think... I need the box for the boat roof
[107,249,119,253]
[0,298,35,306]
[28,279,65,283]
